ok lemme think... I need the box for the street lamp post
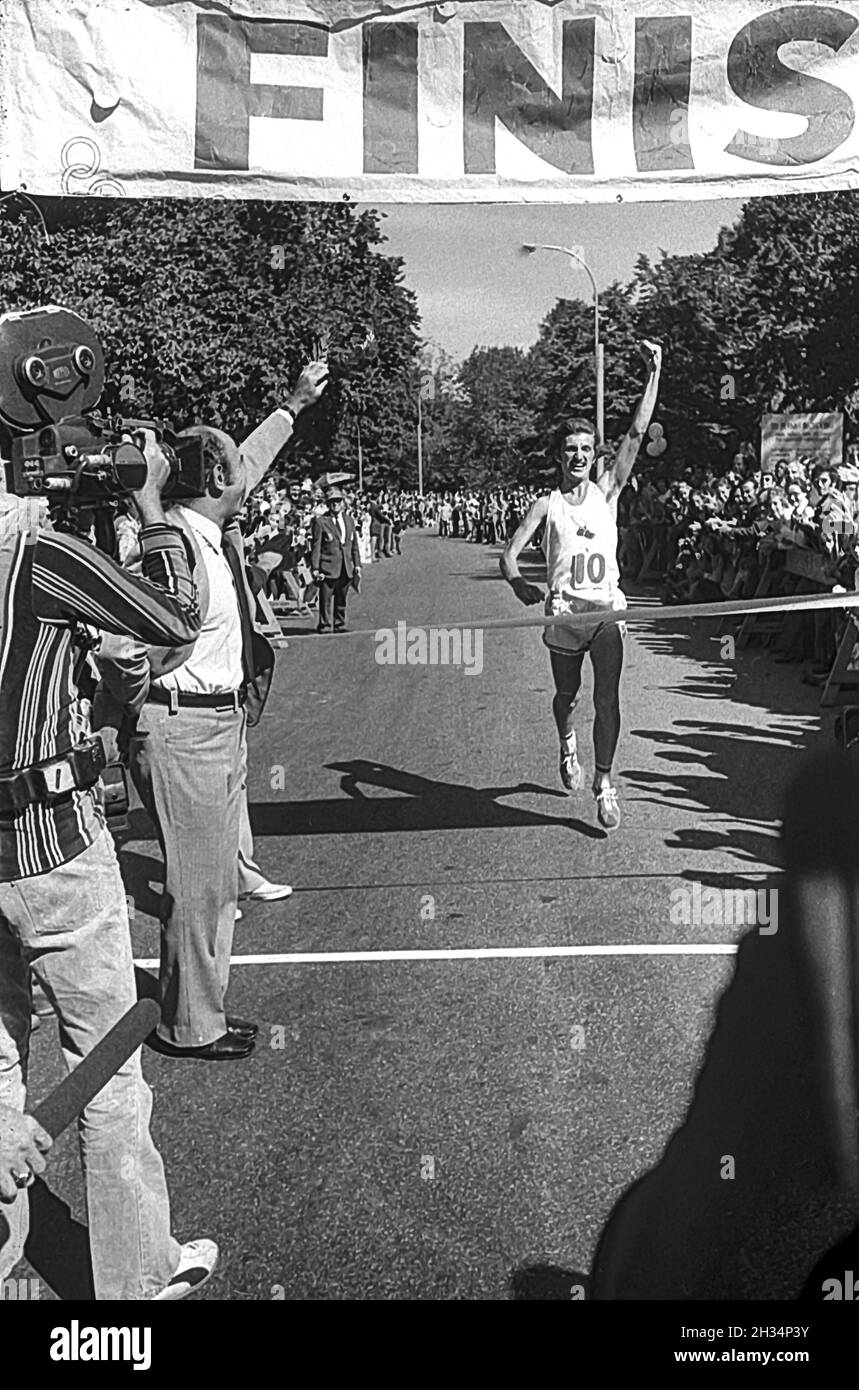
[356,415,364,491]
[522,242,605,445]
[417,389,424,498]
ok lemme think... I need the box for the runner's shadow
[125,765,602,839]
[245,760,600,837]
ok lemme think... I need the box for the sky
[363,199,746,362]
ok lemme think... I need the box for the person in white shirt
[501,342,662,832]
[125,363,328,1060]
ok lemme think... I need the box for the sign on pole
[760,414,845,475]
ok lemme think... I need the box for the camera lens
[74,345,95,374]
[22,355,47,386]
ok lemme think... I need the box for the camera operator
[0,435,220,1300]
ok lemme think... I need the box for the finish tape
[281,588,859,639]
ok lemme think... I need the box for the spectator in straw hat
[311,488,362,634]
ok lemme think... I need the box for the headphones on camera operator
[0,305,205,831]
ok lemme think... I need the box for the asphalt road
[16,527,839,1300]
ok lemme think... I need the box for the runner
[500,341,663,831]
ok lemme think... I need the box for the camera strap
[71,623,99,699]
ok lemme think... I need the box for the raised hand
[639,339,663,371]
[289,361,329,413]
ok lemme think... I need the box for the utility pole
[522,242,605,444]
[417,389,424,497]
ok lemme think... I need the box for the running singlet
[541,484,627,654]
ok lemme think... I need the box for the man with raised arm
[501,341,662,832]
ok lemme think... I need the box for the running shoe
[594,785,621,832]
[559,735,584,793]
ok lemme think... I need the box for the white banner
[760,412,845,473]
[4,1,859,202]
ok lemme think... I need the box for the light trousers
[238,732,267,897]
[131,703,245,1047]
[0,828,180,1299]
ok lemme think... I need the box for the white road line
[133,943,738,968]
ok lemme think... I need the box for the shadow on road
[240,760,606,839]
[622,602,819,874]
[456,550,545,582]
[120,761,607,848]
[509,1263,591,1299]
[20,1179,95,1301]
[590,751,859,1300]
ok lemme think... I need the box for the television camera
[0,305,205,512]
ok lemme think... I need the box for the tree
[444,345,534,488]
[526,282,646,473]
[0,196,422,481]
[628,243,761,467]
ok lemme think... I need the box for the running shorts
[542,589,628,656]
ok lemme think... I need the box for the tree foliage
[424,191,859,486]
[0,196,421,480]
[4,190,859,489]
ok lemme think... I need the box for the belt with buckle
[0,739,107,815]
[147,686,246,713]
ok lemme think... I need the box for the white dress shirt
[155,507,244,695]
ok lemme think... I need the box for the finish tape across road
[281,588,859,639]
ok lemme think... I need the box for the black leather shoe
[226,1016,258,1039]
[147,1031,255,1061]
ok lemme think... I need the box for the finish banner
[4,1,859,202]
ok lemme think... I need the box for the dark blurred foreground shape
[591,751,859,1300]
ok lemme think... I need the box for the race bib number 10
[572,552,606,588]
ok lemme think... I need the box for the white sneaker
[152,1239,218,1301]
[235,907,243,922]
[594,785,621,832]
[559,735,584,793]
[242,880,294,902]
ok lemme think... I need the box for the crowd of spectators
[242,479,433,599]
[244,449,859,687]
[618,449,859,683]
[433,490,539,542]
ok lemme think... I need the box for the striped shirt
[0,520,200,881]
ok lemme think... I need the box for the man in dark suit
[311,489,362,633]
